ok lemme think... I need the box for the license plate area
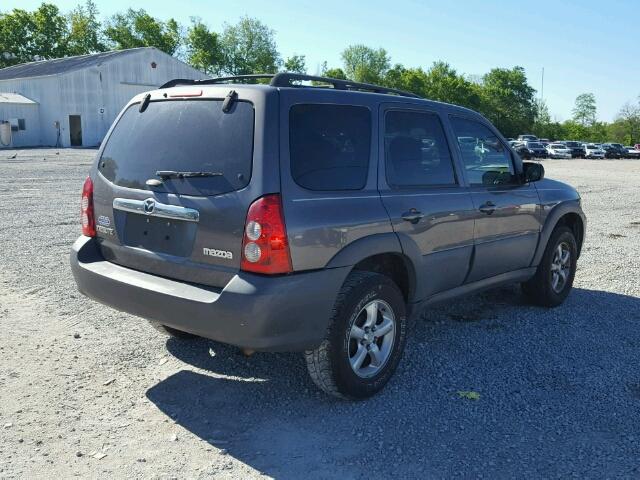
[122,213,196,257]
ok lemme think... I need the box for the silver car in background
[546,143,572,159]
[584,143,606,159]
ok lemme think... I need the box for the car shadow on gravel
[147,287,640,478]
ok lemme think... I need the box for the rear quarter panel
[278,89,394,271]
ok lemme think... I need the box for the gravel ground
[0,149,639,479]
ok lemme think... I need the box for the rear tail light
[81,176,96,237]
[241,194,292,275]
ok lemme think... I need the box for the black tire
[305,271,407,400]
[149,322,198,339]
[522,226,577,307]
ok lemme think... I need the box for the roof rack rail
[160,74,275,89]
[270,73,421,98]
[160,73,421,98]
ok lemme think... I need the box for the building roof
[0,92,38,104]
[0,47,157,81]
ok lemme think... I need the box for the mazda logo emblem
[143,198,155,214]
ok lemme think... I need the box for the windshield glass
[528,142,543,148]
[98,99,255,196]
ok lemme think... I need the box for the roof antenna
[139,93,151,113]
[222,90,238,113]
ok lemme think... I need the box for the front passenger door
[449,116,540,282]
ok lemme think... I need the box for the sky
[6,0,639,122]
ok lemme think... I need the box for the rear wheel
[305,271,407,400]
[522,226,577,307]
[149,322,198,339]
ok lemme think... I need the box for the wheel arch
[325,233,418,302]
[533,202,586,266]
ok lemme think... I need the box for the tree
[384,64,428,95]
[318,61,347,80]
[283,54,306,74]
[422,61,482,110]
[611,98,640,145]
[66,0,105,55]
[341,45,390,84]
[219,16,280,75]
[0,4,68,67]
[479,67,537,138]
[185,17,222,74]
[104,9,181,55]
[572,93,597,127]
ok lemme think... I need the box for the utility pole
[540,67,545,103]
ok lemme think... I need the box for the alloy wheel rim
[347,299,396,378]
[551,241,571,293]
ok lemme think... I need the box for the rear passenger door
[448,115,540,281]
[378,105,476,300]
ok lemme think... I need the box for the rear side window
[449,116,516,186]
[384,110,456,187]
[99,100,254,196]
[289,104,371,191]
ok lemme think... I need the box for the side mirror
[523,161,544,182]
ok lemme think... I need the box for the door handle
[401,208,425,224]
[479,201,496,215]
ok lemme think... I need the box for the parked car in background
[610,143,628,157]
[510,141,533,160]
[563,141,586,158]
[624,146,640,158]
[524,141,548,158]
[546,143,572,159]
[518,134,538,142]
[601,144,622,158]
[634,143,640,150]
[584,143,606,159]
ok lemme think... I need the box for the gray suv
[71,73,586,399]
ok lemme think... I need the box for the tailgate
[91,88,277,288]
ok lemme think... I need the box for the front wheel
[305,271,407,400]
[522,226,577,307]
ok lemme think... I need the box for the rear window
[98,99,254,196]
[289,104,371,191]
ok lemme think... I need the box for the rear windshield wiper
[155,170,223,179]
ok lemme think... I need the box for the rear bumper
[70,236,350,351]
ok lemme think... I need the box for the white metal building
[0,47,207,148]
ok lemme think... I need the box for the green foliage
[612,99,640,145]
[104,9,181,55]
[572,93,597,126]
[322,65,347,80]
[478,67,537,138]
[219,16,281,75]
[185,17,222,75]
[341,45,390,84]
[283,54,306,74]
[384,62,481,110]
[66,1,105,55]
[0,3,68,67]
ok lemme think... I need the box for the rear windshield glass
[528,142,543,148]
[289,104,371,191]
[98,100,254,196]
